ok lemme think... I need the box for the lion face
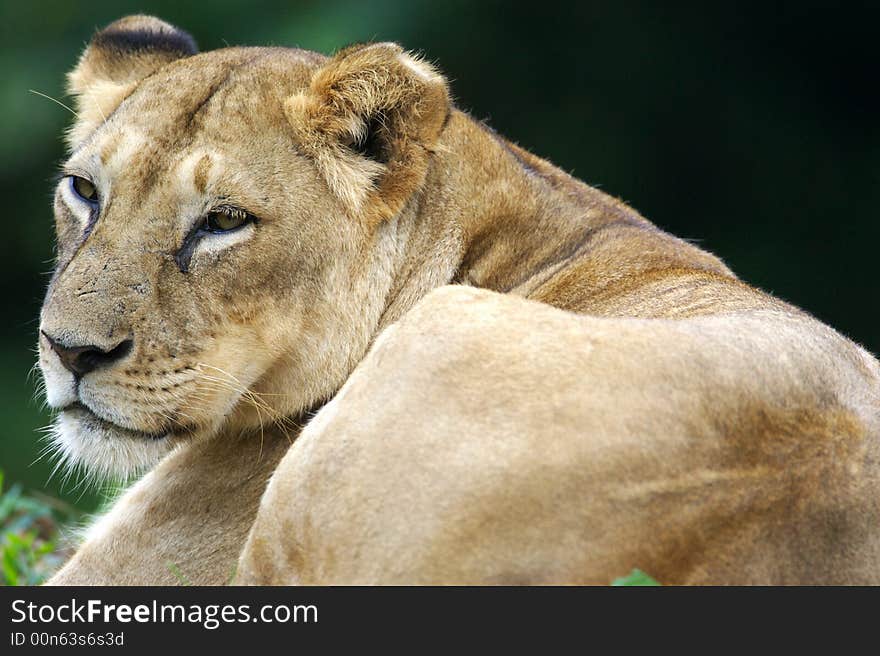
[38,16,449,477]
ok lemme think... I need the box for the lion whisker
[28,89,79,117]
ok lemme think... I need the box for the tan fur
[236,288,880,585]
[42,16,880,585]
[50,430,291,585]
[285,42,449,224]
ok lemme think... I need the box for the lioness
[41,16,880,585]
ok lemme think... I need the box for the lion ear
[285,42,450,226]
[66,15,198,148]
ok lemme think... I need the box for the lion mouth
[63,402,169,441]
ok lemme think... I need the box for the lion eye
[69,176,98,204]
[204,207,252,233]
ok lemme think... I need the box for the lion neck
[376,109,651,326]
[375,108,740,329]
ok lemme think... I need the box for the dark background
[1,0,877,510]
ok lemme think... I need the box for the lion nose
[42,331,133,378]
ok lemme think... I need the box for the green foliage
[166,562,192,586]
[0,470,79,586]
[612,569,661,586]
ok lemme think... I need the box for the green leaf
[167,562,192,586]
[0,470,82,585]
[612,569,661,586]
[0,483,24,522]
[2,545,21,586]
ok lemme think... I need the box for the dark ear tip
[92,15,198,58]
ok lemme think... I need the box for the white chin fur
[49,410,174,482]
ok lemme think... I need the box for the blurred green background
[0,0,877,512]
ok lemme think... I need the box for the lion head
[38,16,450,478]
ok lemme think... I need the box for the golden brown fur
[236,288,880,585]
[41,16,880,585]
[49,429,290,585]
